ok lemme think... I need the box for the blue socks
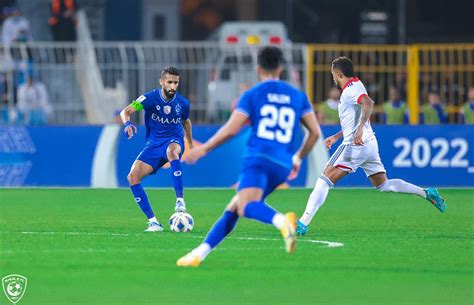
[130,184,155,219]
[170,160,184,199]
[243,201,277,224]
[204,210,239,248]
[203,201,279,250]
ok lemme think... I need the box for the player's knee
[127,172,141,185]
[226,203,238,213]
[167,150,180,161]
[225,195,239,212]
[236,200,249,217]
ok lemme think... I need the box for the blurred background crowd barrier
[307,44,474,124]
[1,39,472,125]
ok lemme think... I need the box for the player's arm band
[130,100,144,111]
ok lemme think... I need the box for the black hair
[331,56,354,77]
[161,66,179,79]
[257,46,283,71]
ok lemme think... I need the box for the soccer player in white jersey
[296,56,446,235]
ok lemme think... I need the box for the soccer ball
[169,212,194,232]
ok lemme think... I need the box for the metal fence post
[407,45,420,124]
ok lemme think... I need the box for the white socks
[148,217,158,223]
[377,179,426,198]
[300,175,333,226]
[271,213,285,230]
[299,177,425,228]
[193,243,212,260]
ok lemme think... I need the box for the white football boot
[144,221,163,232]
[175,199,187,212]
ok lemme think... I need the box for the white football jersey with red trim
[338,77,375,144]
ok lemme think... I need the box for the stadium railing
[0,41,306,125]
[306,44,474,124]
[416,44,474,123]
[1,41,472,125]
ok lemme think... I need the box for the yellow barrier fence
[306,44,474,124]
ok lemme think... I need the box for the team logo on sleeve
[136,95,146,102]
[175,104,181,115]
[164,106,171,115]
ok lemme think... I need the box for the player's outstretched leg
[130,184,163,232]
[243,201,297,253]
[177,209,240,267]
[376,178,446,212]
[297,174,333,236]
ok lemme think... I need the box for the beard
[163,89,176,99]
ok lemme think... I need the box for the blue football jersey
[236,80,313,169]
[134,89,190,143]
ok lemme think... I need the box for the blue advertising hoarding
[0,125,472,187]
[322,125,474,187]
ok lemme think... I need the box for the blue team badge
[164,105,171,115]
[175,104,181,115]
[156,105,161,111]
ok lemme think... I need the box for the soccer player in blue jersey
[176,46,321,267]
[120,66,193,232]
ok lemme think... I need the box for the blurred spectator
[381,86,408,124]
[16,75,52,125]
[0,0,15,23]
[461,87,474,124]
[2,6,33,96]
[2,6,31,50]
[113,109,122,124]
[48,0,78,42]
[317,87,340,124]
[420,91,447,124]
[0,70,8,124]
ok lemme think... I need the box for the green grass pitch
[0,188,473,305]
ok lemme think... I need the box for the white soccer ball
[169,212,194,232]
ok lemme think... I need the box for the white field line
[14,231,344,248]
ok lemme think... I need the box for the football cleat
[175,199,187,212]
[296,220,308,236]
[280,212,297,253]
[144,221,163,232]
[176,252,201,267]
[425,187,446,212]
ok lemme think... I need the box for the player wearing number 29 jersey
[236,80,314,169]
[177,46,321,267]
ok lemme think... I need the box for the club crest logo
[175,104,181,115]
[156,105,161,111]
[2,274,27,304]
[164,105,171,115]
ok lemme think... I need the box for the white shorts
[327,138,386,177]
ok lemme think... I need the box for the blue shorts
[237,157,291,200]
[136,137,184,175]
